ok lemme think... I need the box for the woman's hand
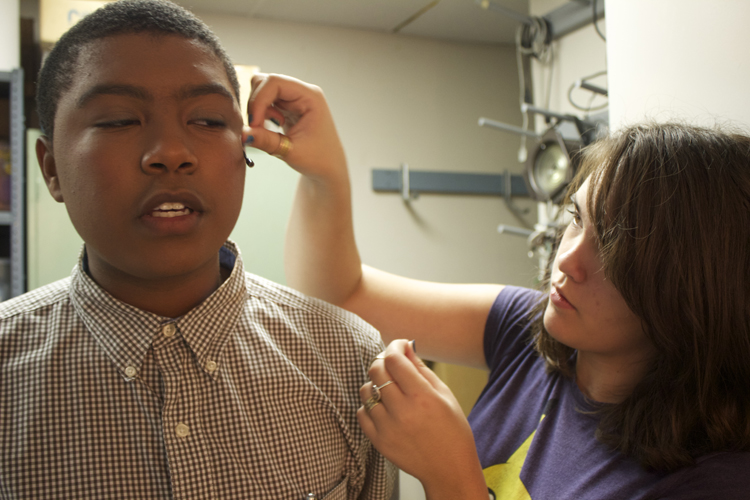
[359,340,488,500]
[243,73,347,184]
[245,73,361,305]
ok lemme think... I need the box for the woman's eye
[566,208,582,227]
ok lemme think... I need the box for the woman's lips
[550,286,575,310]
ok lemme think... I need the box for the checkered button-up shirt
[0,241,394,499]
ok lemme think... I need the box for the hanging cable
[567,70,608,113]
[515,18,552,162]
[516,17,552,63]
[593,0,606,42]
[515,30,529,162]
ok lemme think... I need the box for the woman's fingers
[244,74,306,163]
[243,73,345,176]
[379,340,444,396]
[403,339,447,391]
[361,359,401,409]
[247,73,317,127]
[356,339,483,488]
[360,340,443,440]
[243,128,291,159]
[361,340,439,416]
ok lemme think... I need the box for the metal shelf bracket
[372,167,529,199]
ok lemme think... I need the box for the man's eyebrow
[76,84,152,108]
[75,83,236,109]
[175,83,236,104]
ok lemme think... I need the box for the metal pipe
[544,0,605,40]
[497,225,533,237]
[576,79,608,96]
[520,103,575,122]
[478,117,540,139]
[476,0,533,25]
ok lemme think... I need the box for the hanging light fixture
[523,126,581,203]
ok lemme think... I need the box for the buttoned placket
[153,322,218,500]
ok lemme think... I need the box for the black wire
[593,0,606,42]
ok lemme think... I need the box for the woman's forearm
[285,171,363,305]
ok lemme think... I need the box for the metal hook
[400,163,418,202]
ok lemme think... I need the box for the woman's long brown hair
[530,123,750,472]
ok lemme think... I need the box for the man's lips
[140,192,205,218]
[151,202,192,218]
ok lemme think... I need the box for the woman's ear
[36,136,64,202]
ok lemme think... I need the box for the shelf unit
[0,69,26,298]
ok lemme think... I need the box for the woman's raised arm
[246,73,502,369]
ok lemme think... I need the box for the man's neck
[85,253,228,318]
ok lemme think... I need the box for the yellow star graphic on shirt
[483,416,544,500]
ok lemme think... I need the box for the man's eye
[192,118,226,128]
[95,119,140,128]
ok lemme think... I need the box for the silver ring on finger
[371,380,395,400]
[364,395,381,413]
[369,352,386,366]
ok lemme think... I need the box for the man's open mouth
[151,202,193,218]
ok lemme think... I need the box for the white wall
[0,0,20,71]
[198,12,537,289]
[606,0,750,130]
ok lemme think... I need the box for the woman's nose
[141,126,198,174]
[556,233,588,283]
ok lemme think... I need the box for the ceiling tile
[176,0,529,44]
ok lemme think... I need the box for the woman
[245,74,750,499]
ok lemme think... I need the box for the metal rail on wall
[371,164,531,223]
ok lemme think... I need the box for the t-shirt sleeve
[483,286,544,372]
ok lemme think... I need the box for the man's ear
[36,136,64,202]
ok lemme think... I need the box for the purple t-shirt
[467,286,750,500]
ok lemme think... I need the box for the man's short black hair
[36,0,241,139]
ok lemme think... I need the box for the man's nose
[141,125,198,174]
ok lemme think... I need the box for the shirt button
[162,323,176,337]
[205,360,218,373]
[175,423,190,438]
[124,366,137,378]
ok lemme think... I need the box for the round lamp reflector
[533,142,570,197]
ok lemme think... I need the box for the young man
[0,1,394,498]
